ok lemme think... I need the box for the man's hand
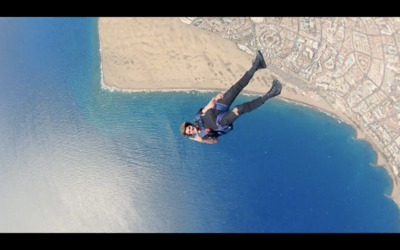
[213,93,224,102]
[189,132,218,144]
[189,132,203,142]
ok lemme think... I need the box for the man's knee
[233,107,240,116]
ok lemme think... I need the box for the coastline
[98,17,400,210]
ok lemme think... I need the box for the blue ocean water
[0,17,399,232]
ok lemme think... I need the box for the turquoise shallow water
[0,17,399,232]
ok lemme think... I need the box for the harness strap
[216,111,226,126]
[215,112,232,135]
[213,102,229,112]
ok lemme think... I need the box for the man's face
[185,125,197,136]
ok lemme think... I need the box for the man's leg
[236,79,282,116]
[217,71,254,107]
[218,50,266,107]
[219,79,282,126]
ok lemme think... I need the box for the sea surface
[0,17,399,232]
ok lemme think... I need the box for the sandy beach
[98,18,336,121]
[98,17,400,210]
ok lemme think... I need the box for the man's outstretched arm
[189,133,218,144]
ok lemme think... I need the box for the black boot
[264,79,282,99]
[254,50,267,70]
[248,50,267,75]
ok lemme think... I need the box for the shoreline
[97,17,400,210]
[100,74,400,209]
